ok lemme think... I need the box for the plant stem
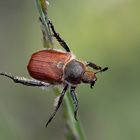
[35,0,86,140]
[35,0,53,48]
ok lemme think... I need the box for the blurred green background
[0,0,140,140]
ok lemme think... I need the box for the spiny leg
[46,84,69,127]
[70,86,79,121]
[95,67,108,74]
[48,20,71,52]
[86,61,109,73]
[0,72,50,87]
[86,61,102,70]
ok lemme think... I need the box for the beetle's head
[82,67,108,88]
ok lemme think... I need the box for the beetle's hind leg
[0,72,50,87]
[48,20,71,52]
[46,84,69,127]
[70,86,79,121]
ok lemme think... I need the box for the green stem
[35,0,53,48]
[35,1,86,140]
[63,91,86,140]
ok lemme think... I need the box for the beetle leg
[46,84,69,127]
[86,61,102,70]
[0,72,50,87]
[70,86,79,121]
[48,20,71,52]
[95,67,108,74]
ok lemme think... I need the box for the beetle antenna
[95,67,108,74]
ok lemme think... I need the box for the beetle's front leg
[0,72,50,87]
[86,62,108,74]
[86,61,102,70]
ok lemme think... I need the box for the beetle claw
[74,112,78,121]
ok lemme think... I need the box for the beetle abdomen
[27,49,72,84]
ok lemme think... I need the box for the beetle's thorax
[63,59,86,85]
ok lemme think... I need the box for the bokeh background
[0,0,140,140]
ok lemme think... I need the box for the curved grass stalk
[35,1,86,140]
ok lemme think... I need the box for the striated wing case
[27,49,72,84]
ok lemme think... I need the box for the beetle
[0,20,108,127]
